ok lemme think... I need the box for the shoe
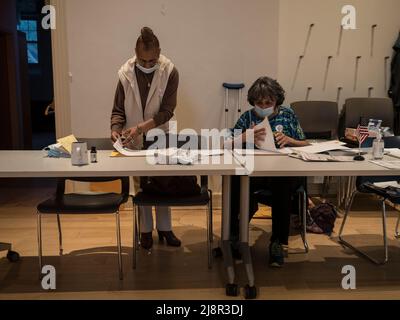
[157,230,182,247]
[140,232,153,250]
[269,240,284,268]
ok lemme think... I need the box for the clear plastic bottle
[372,130,384,160]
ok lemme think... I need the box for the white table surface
[0,150,243,178]
[246,154,400,177]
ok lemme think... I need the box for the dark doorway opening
[17,0,55,150]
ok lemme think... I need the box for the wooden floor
[1,180,400,300]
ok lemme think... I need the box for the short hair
[136,27,160,51]
[247,77,286,107]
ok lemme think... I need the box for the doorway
[17,0,55,150]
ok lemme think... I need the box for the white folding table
[0,150,245,293]
[228,153,400,298]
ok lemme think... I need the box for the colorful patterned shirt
[229,105,306,148]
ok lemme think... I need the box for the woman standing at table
[226,76,309,267]
[110,27,181,250]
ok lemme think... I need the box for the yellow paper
[253,205,272,219]
[57,135,78,154]
[110,151,124,157]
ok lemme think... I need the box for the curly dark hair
[136,27,160,51]
[247,77,286,107]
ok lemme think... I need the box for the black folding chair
[36,138,129,280]
[132,134,214,269]
[339,176,400,265]
[253,181,309,253]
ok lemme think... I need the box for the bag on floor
[306,202,337,235]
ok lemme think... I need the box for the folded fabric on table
[44,143,71,158]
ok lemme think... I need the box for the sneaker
[269,240,284,268]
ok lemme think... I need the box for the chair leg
[395,214,400,239]
[337,177,342,208]
[37,211,43,279]
[344,177,356,211]
[132,204,138,270]
[339,189,357,240]
[137,205,141,245]
[339,191,389,265]
[382,201,389,264]
[115,211,123,280]
[56,214,63,256]
[207,190,213,269]
[301,190,309,253]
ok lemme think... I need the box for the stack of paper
[112,139,224,162]
[373,181,400,188]
[370,160,400,170]
[290,151,354,162]
[252,117,349,155]
[386,148,400,160]
[57,135,78,154]
[290,141,349,154]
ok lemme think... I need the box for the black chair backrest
[57,138,129,198]
[356,176,400,192]
[56,177,130,198]
[291,101,339,139]
[344,98,394,130]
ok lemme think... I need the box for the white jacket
[118,54,175,149]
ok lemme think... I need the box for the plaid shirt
[229,105,306,147]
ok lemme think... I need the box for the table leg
[221,175,238,296]
[239,176,257,299]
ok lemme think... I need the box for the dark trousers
[230,176,305,245]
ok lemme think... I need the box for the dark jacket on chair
[389,33,400,109]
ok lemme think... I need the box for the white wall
[65,0,280,137]
[278,0,400,109]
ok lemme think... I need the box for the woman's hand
[121,127,140,147]
[241,123,266,145]
[111,130,121,143]
[275,132,295,148]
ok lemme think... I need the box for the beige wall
[65,0,279,137]
[278,0,400,109]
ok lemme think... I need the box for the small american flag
[356,124,369,144]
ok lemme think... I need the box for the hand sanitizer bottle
[372,130,384,160]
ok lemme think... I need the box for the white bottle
[372,130,384,160]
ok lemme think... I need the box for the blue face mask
[254,106,274,118]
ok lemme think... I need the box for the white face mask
[255,106,274,118]
[136,63,159,74]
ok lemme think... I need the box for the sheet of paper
[193,149,224,157]
[386,148,400,159]
[113,139,156,157]
[57,134,77,154]
[290,151,354,162]
[290,140,349,154]
[370,160,400,170]
[234,148,291,156]
[253,117,278,152]
[373,181,400,188]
